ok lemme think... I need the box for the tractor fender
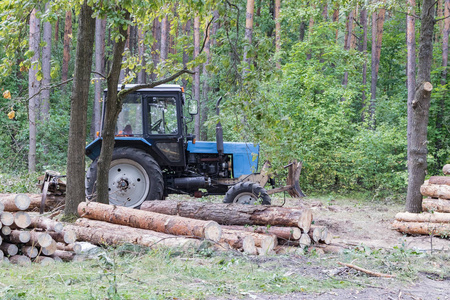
[85,137,152,161]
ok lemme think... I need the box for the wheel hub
[117,178,129,190]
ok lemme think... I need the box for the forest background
[0,0,449,201]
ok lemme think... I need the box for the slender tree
[359,6,368,120]
[243,0,255,74]
[275,0,281,68]
[41,3,52,120]
[193,16,201,139]
[61,10,72,83]
[406,0,436,213]
[406,0,416,163]
[65,0,96,215]
[342,10,354,90]
[160,15,168,62]
[137,26,146,84]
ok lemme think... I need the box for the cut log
[69,218,203,249]
[140,200,313,232]
[7,230,31,244]
[219,230,257,254]
[9,255,31,266]
[51,250,76,262]
[221,228,277,254]
[42,240,57,256]
[0,193,64,212]
[1,212,14,226]
[395,211,450,223]
[312,243,345,254]
[13,211,31,229]
[34,256,55,265]
[1,226,11,235]
[222,225,301,240]
[308,226,328,243]
[14,194,31,210]
[299,233,312,247]
[78,202,222,242]
[56,242,74,252]
[30,216,64,233]
[22,246,39,258]
[420,181,450,199]
[422,198,450,213]
[0,242,19,256]
[29,231,53,248]
[274,246,304,255]
[429,176,450,186]
[392,220,450,237]
[48,229,76,244]
[323,230,333,245]
[443,164,450,175]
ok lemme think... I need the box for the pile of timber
[72,200,332,255]
[393,164,450,237]
[0,194,78,265]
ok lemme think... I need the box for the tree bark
[28,8,40,173]
[193,16,201,139]
[420,181,450,199]
[78,202,222,241]
[182,19,191,89]
[407,0,417,163]
[41,2,52,120]
[422,197,450,212]
[62,10,72,83]
[360,7,368,121]
[70,218,203,249]
[243,0,255,74]
[64,1,96,216]
[151,18,161,81]
[0,193,64,212]
[429,176,450,185]
[30,216,64,233]
[369,9,386,129]
[5,230,31,244]
[137,26,146,84]
[222,228,277,253]
[406,0,436,213]
[392,220,450,236]
[220,230,257,254]
[395,211,450,222]
[95,12,131,205]
[160,15,168,62]
[274,0,281,68]
[342,10,355,91]
[223,225,301,240]
[140,200,313,232]
[201,26,210,141]
[332,4,339,42]
[90,17,107,139]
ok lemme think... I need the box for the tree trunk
[243,0,255,74]
[64,1,96,216]
[193,16,201,139]
[360,7,368,121]
[95,12,131,205]
[369,9,386,129]
[62,10,72,83]
[420,181,450,199]
[182,20,191,89]
[90,17,107,139]
[222,225,301,240]
[274,0,281,68]
[422,197,450,212]
[406,0,436,213]
[407,0,416,162]
[160,15,168,62]
[151,18,161,81]
[137,26,146,84]
[201,27,210,141]
[140,200,313,232]
[78,201,222,241]
[395,211,450,223]
[392,220,450,236]
[71,218,202,249]
[28,8,40,173]
[41,2,52,120]
[332,5,339,42]
[342,10,354,91]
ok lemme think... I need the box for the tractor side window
[148,97,178,135]
[116,94,143,136]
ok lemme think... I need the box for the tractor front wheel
[223,182,271,205]
[85,147,164,208]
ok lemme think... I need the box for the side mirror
[188,96,198,115]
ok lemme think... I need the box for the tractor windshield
[116,94,143,136]
[148,96,178,135]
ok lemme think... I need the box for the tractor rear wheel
[223,182,271,205]
[85,147,164,208]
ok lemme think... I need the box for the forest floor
[225,195,450,300]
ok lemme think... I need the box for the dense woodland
[0,0,449,201]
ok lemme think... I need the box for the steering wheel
[150,119,162,132]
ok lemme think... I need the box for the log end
[204,221,222,242]
[14,194,31,211]
[297,209,313,233]
[242,236,257,255]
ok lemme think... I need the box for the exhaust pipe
[216,97,224,161]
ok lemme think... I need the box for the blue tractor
[85,84,304,208]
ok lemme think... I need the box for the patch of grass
[0,172,41,194]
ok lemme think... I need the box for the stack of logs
[393,164,450,237]
[74,200,333,255]
[0,194,77,265]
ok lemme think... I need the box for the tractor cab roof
[105,84,183,93]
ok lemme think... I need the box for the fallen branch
[338,262,396,278]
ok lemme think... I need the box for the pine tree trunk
[243,0,255,74]
[28,8,40,173]
[201,27,210,141]
[62,10,72,83]
[360,7,368,121]
[182,20,191,89]
[275,0,281,68]
[137,26,146,84]
[151,18,161,81]
[90,18,106,139]
[342,10,354,90]
[160,16,168,62]
[193,16,201,139]
[407,0,416,161]
[406,0,436,213]
[41,3,52,120]
[64,1,96,215]
[332,5,339,42]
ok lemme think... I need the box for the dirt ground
[258,196,450,300]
